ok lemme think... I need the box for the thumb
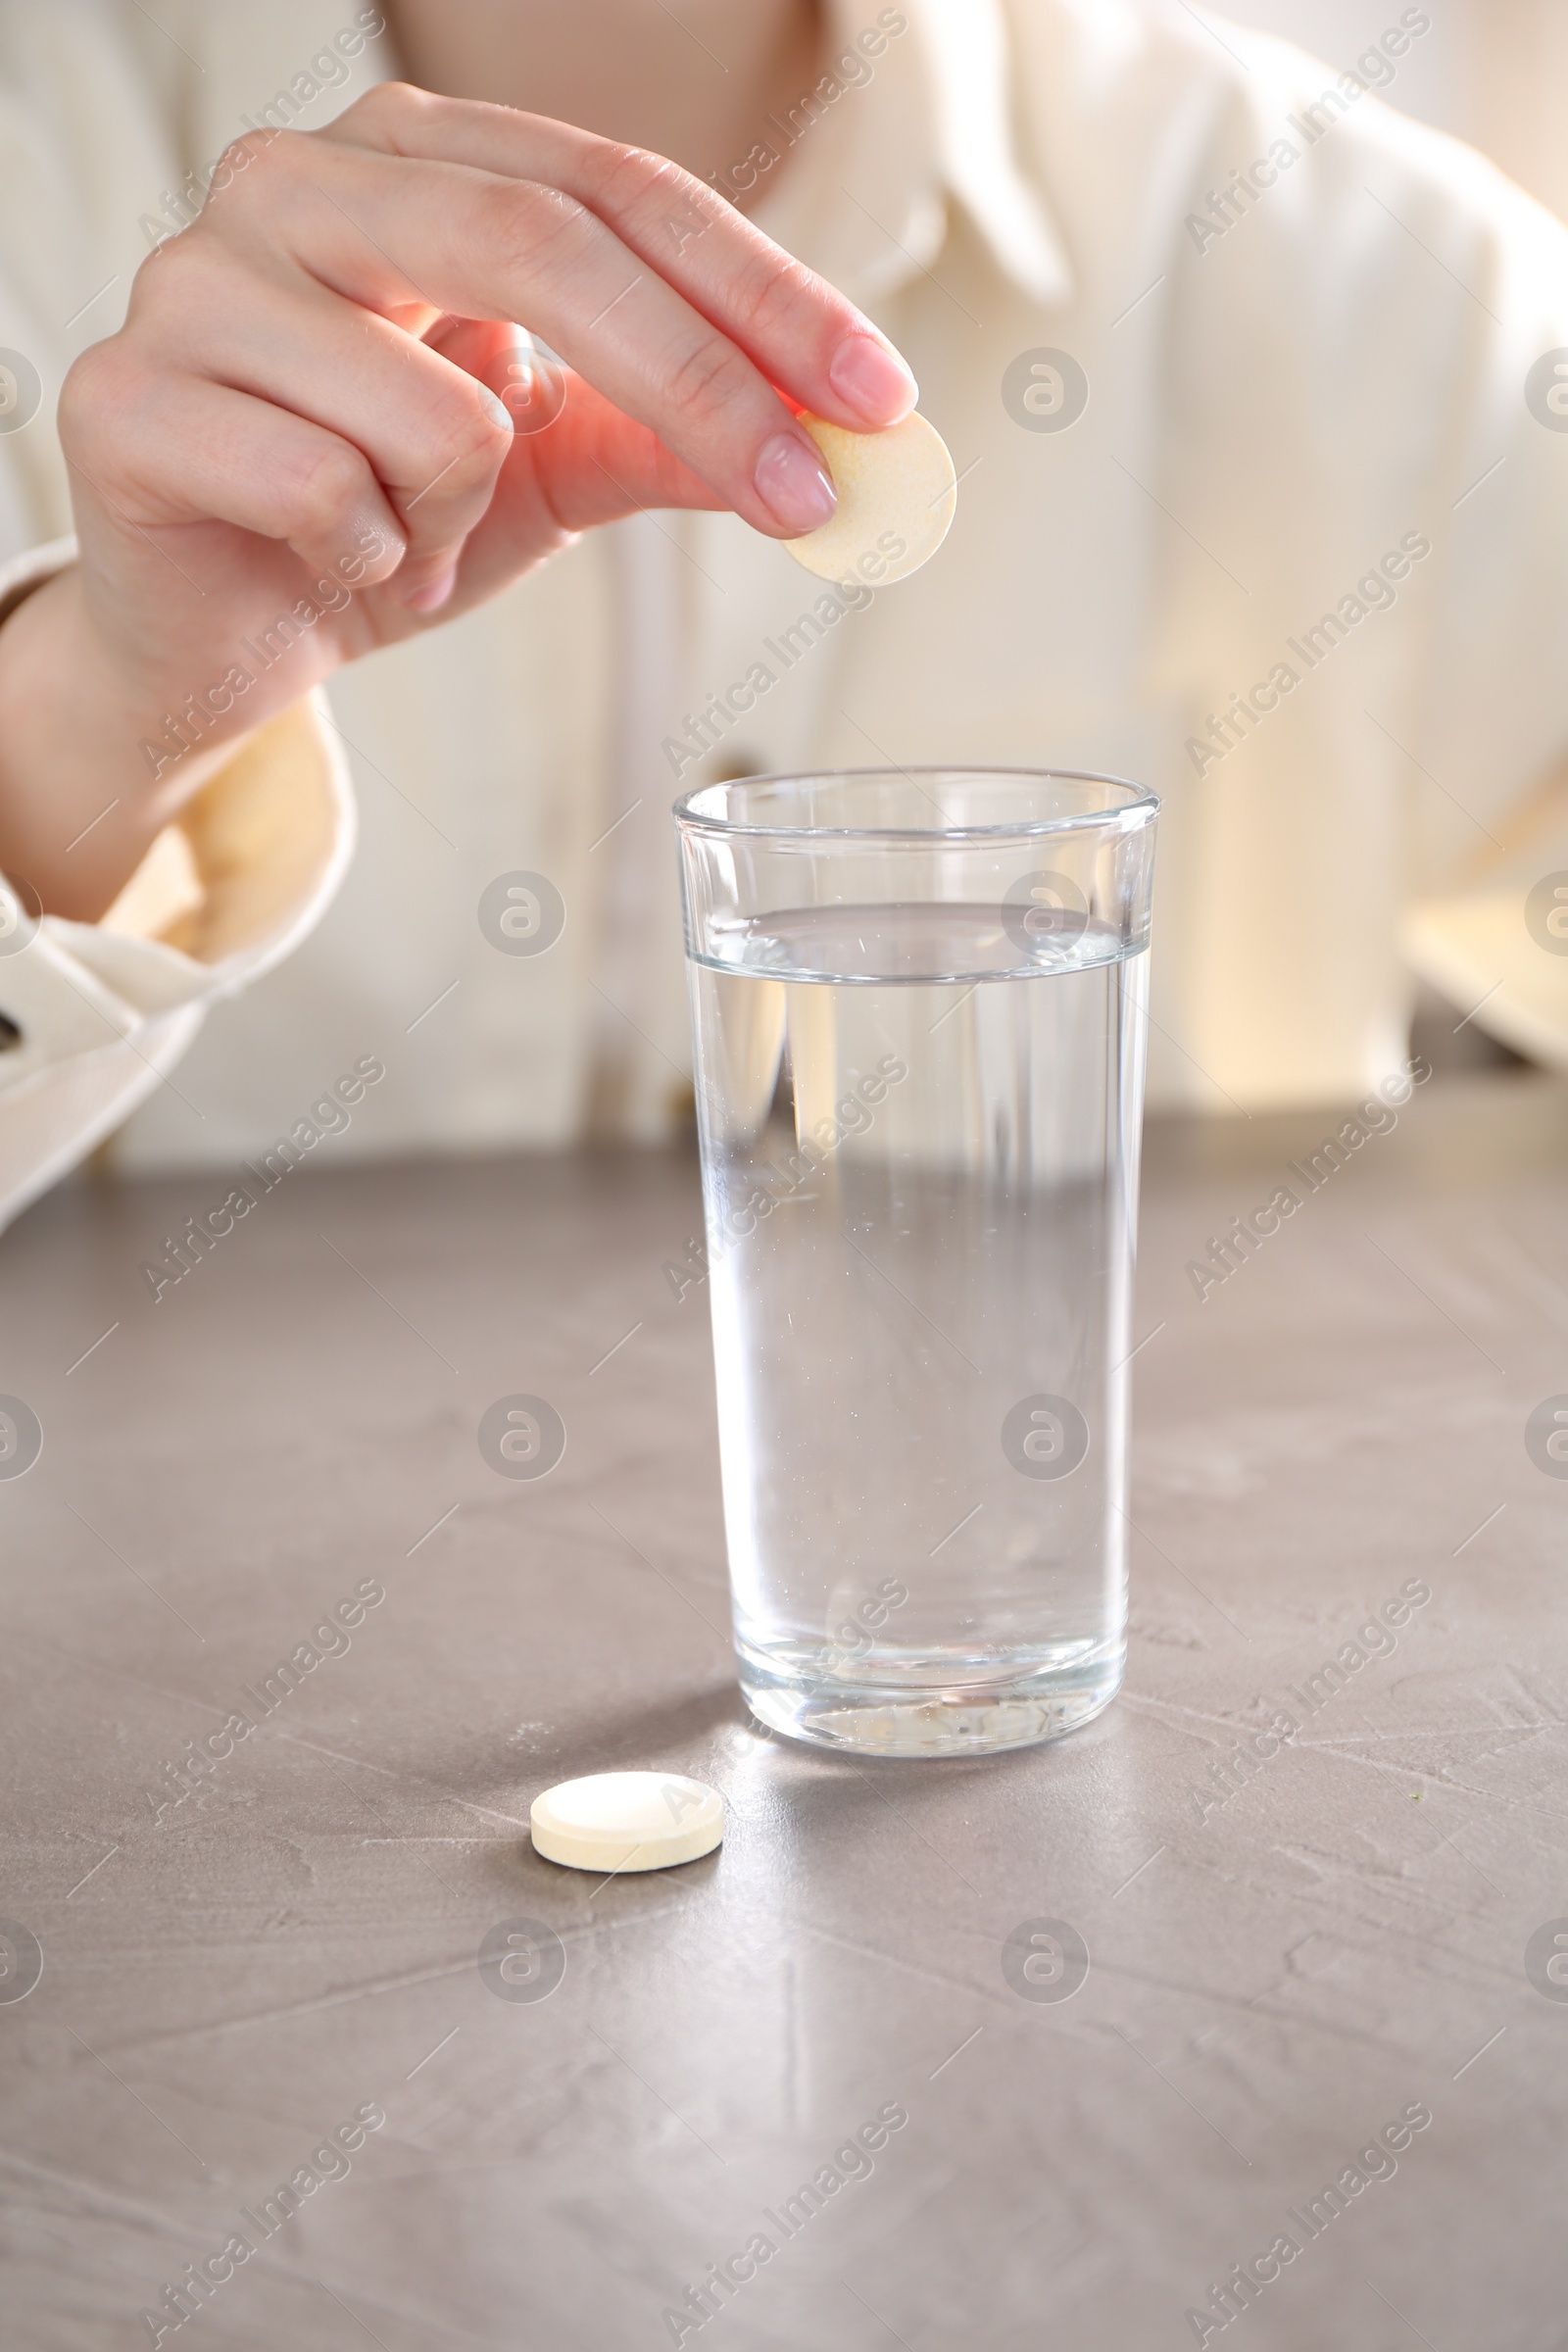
[446,372,729,612]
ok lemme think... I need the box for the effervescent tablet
[529,1772,724,1872]
[784,411,957,585]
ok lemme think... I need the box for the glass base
[736,1637,1124,1758]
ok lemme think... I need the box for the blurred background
[3,0,1566,1188]
[1224,0,1568,1090]
[1236,0,1568,221]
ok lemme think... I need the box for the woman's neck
[382,0,824,206]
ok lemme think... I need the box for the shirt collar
[750,0,1072,311]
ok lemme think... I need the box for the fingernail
[404,565,459,613]
[828,334,917,422]
[755,432,837,532]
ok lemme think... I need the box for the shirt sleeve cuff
[1400,888,1568,1071]
[0,669,355,1234]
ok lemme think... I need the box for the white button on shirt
[1,0,1567,1231]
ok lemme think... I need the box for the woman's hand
[0,83,916,918]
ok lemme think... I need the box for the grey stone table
[2,1070,1566,2352]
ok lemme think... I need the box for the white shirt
[2,0,1567,1232]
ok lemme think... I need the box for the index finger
[333,86,919,432]
[215,122,890,535]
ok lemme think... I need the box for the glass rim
[672,763,1159,844]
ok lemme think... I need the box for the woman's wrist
[0,564,249,922]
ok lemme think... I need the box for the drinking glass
[675,768,1158,1756]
